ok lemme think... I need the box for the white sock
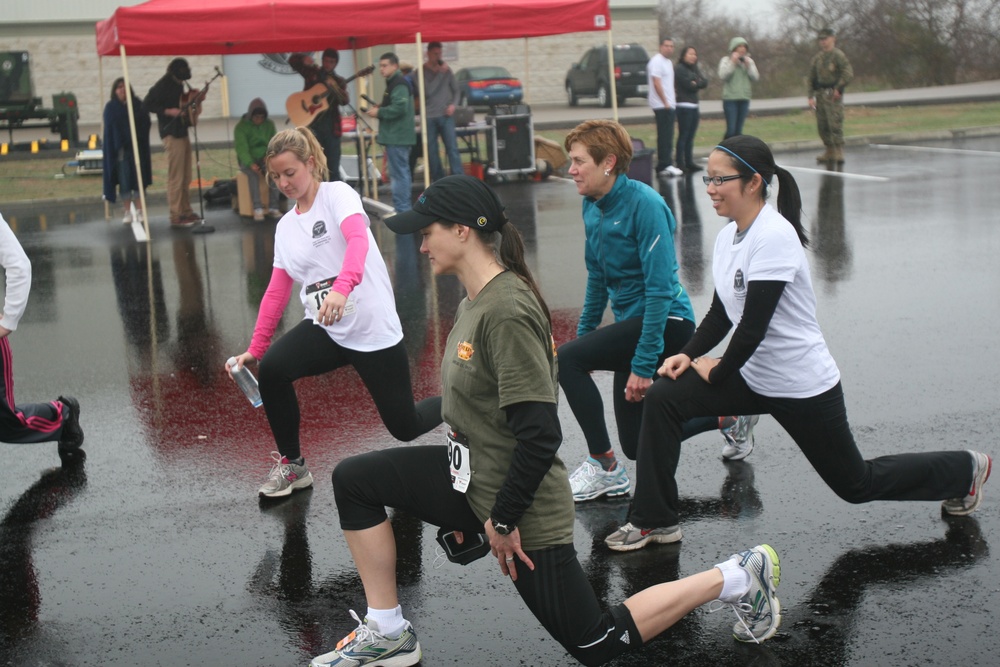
[366,605,406,638]
[715,558,751,603]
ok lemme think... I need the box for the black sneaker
[57,395,84,453]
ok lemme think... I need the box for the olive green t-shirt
[441,271,574,550]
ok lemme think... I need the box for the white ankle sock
[366,605,406,638]
[715,558,751,603]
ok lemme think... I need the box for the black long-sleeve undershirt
[680,280,787,384]
[490,401,562,527]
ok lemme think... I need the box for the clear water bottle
[227,357,263,408]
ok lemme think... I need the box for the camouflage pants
[815,90,845,147]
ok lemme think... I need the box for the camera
[739,56,746,62]
[436,528,490,566]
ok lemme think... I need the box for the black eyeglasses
[702,174,742,186]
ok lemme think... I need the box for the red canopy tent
[417,0,611,42]
[95,0,616,225]
[96,0,420,56]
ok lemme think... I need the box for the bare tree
[780,0,1000,86]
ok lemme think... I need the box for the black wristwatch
[491,518,514,535]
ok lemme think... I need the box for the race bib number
[447,429,471,493]
[305,277,356,321]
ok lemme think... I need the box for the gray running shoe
[569,457,631,502]
[728,544,782,643]
[721,415,760,461]
[258,451,313,498]
[310,609,421,667]
[942,451,992,516]
[605,522,682,552]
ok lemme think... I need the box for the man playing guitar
[288,49,349,182]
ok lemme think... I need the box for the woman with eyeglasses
[558,121,756,529]
[603,134,991,551]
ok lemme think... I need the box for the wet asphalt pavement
[1,136,999,666]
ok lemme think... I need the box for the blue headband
[715,144,767,194]
[714,145,758,176]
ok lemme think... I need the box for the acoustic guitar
[180,67,223,127]
[286,65,375,128]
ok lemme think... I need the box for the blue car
[456,66,523,107]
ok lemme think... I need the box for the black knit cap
[385,175,507,234]
[168,58,191,80]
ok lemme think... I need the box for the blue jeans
[722,99,750,139]
[426,115,463,181]
[384,145,412,213]
[653,107,676,171]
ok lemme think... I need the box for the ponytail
[266,126,329,182]
[716,135,808,247]
[471,224,552,327]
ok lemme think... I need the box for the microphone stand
[343,99,376,197]
[187,71,222,234]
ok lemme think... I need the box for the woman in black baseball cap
[310,174,782,667]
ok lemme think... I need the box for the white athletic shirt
[713,203,840,398]
[647,53,676,110]
[273,182,403,352]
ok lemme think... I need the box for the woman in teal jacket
[235,98,281,220]
[558,120,748,520]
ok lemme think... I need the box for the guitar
[286,65,375,128]
[181,67,223,127]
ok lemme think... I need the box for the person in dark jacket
[143,58,201,227]
[102,77,152,224]
[674,47,709,173]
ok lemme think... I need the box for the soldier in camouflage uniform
[808,28,853,164]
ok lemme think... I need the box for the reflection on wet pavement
[1,136,998,665]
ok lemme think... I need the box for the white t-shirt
[713,203,840,398]
[647,53,676,110]
[273,182,403,352]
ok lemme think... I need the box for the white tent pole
[120,44,150,241]
[360,46,373,200]
[523,38,529,103]
[416,32,430,189]
[99,56,109,220]
[606,29,618,121]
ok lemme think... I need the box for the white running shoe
[721,415,760,461]
[310,609,421,667]
[569,457,630,502]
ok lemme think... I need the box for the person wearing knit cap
[717,37,760,139]
[144,57,202,226]
[234,98,281,220]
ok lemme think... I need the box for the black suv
[565,43,650,107]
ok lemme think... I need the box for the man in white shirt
[647,38,683,177]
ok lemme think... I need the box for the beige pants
[163,135,193,221]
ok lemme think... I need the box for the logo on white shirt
[733,268,746,301]
[312,220,327,238]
